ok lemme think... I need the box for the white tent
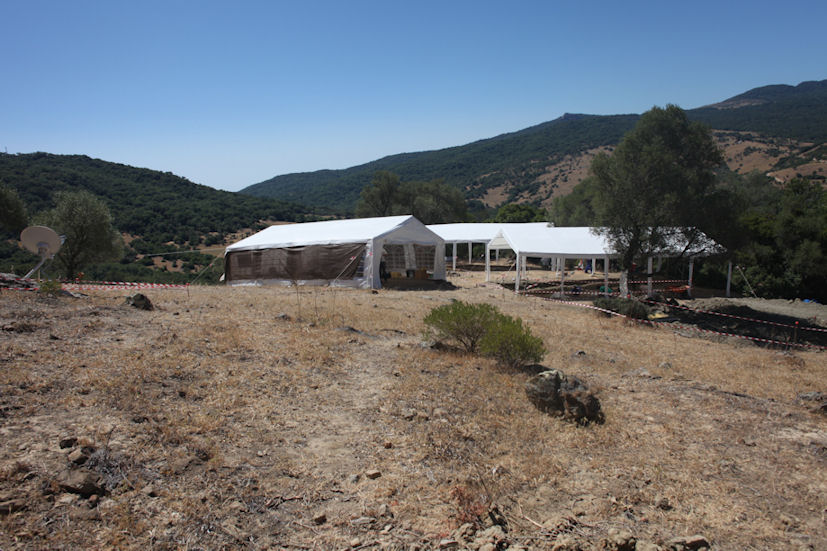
[427,222,550,269]
[224,215,446,289]
[486,226,725,295]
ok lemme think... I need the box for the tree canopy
[355,171,468,224]
[34,190,124,279]
[0,181,27,233]
[589,105,725,269]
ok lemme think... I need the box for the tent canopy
[427,222,550,244]
[225,215,446,289]
[227,215,440,251]
[488,226,722,258]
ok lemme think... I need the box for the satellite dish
[20,225,63,279]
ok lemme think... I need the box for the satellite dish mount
[20,226,63,280]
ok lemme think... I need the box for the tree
[0,181,27,233]
[355,171,468,224]
[590,105,725,269]
[35,190,123,279]
[492,203,546,223]
[355,171,400,218]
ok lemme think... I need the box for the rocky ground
[0,276,825,550]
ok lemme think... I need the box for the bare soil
[1,276,825,550]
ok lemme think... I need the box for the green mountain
[0,152,314,282]
[242,79,827,213]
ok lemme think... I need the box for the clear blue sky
[2,1,825,192]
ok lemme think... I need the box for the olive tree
[590,105,725,270]
[35,190,123,279]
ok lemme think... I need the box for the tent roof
[490,226,723,258]
[427,222,551,243]
[226,215,442,253]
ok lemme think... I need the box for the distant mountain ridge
[242,79,827,213]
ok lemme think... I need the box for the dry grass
[0,277,825,550]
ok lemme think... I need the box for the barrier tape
[528,294,827,351]
[640,298,827,334]
[62,282,190,291]
[5,279,190,292]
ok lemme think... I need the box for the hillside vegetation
[243,80,827,213]
[0,153,313,282]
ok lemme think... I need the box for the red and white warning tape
[529,294,827,351]
[640,298,827,333]
[62,282,190,291]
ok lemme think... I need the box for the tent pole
[560,256,565,296]
[591,256,596,275]
[485,243,491,282]
[452,242,457,271]
[687,258,694,298]
[647,257,653,297]
[468,242,472,265]
[515,254,521,294]
[726,261,732,298]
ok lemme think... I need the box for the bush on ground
[479,313,546,369]
[423,301,499,352]
[593,297,651,319]
[424,300,546,368]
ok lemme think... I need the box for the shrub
[37,279,62,296]
[593,297,651,320]
[479,313,546,369]
[424,300,546,368]
[423,301,499,352]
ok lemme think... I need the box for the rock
[452,522,475,541]
[312,511,327,525]
[479,544,497,551]
[525,369,604,425]
[67,448,89,465]
[603,528,636,551]
[351,516,375,526]
[365,469,382,479]
[350,537,362,547]
[655,496,672,510]
[125,293,153,311]
[665,535,710,550]
[438,539,459,549]
[658,361,673,370]
[401,408,417,421]
[378,503,392,518]
[57,468,105,497]
[59,436,77,449]
[141,484,159,498]
[276,313,291,320]
[636,542,662,551]
[348,474,360,484]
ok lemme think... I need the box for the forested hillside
[0,153,313,282]
[243,79,827,213]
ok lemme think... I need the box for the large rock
[56,468,106,497]
[525,369,604,425]
[125,293,153,311]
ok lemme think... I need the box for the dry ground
[1,273,825,550]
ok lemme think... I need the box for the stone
[603,528,636,551]
[658,361,673,370]
[141,484,159,498]
[312,511,327,525]
[59,436,77,449]
[67,448,89,465]
[350,537,362,548]
[453,522,475,541]
[655,496,672,510]
[525,369,604,425]
[125,293,153,311]
[438,539,459,549]
[57,469,105,497]
[378,503,392,518]
[365,469,382,479]
[636,542,662,551]
[665,535,710,550]
[351,516,375,526]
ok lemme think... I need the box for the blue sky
[2,1,825,192]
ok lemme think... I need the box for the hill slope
[242,79,827,212]
[0,153,311,241]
